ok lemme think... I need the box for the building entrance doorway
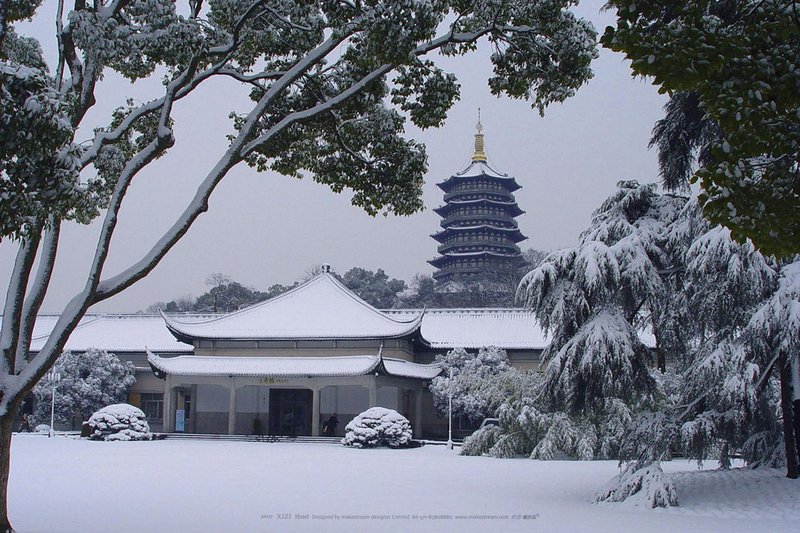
[269,389,312,436]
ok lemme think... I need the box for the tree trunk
[778,355,799,478]
[0,414,15,532]
[794,396,800,476]
[791,354,800,476]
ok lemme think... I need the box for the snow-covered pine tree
[519,181,683,415]
[32,349,136,427]
[747,258,800,477]
[514,181,686,505]
[615,202,784,492]
[671,216,779,470]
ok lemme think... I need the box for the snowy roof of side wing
[161,272,424,342]
[383,309,657,350]
[24,314,196,353]
[384,308,548,349]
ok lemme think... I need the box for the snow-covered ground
[8,434,800,532]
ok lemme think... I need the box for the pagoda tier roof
[162,272,423,343]
[147,351,441,380]
[438,160,521,192]
[428,250,522,268]
[433,198,524,217]
[431,225,527,243]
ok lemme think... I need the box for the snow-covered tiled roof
[456,160,511,179]
[162,273,423,342]
[381,358,442,379]
[434,224,523,232]
[386,309,549,349]
[433,250,520,258]
[386,309,656,350]
[436,160,522,191]
[1,314,62,343]
[26,314,195,353]
[148,352,381,377]
[147,351,441,379]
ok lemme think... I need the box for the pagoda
[429,114,527,283]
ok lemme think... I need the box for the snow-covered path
[8,435,799,532]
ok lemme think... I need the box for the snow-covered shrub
[88,404,151,442]
[595,461,678,508]
[33,424,49,434]
[342,407,412,448]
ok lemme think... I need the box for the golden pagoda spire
[472,108,487,162]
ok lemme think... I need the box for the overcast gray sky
[0,2,667,313]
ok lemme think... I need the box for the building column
[368,378,377,407]
[227,383,236,435]
[311,386,320,437]
[415,387,423,438]
[189,384,198,433]
[398,387,404,416]
[163,377,173,433]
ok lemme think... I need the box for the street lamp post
[47,369,61,438]
[447,367,453,450]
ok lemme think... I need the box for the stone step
[159,433,342,444]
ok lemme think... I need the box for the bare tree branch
[241,28,495,156]
[0,229,42,379]
[91,30,354,301]
[15,219,61,373]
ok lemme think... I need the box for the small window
[141,393,164,420]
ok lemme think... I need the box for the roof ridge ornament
[472,108,487,162]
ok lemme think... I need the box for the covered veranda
[147,351,440,437]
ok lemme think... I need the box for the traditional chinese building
[22,267,549,439]
[429,116,527,283]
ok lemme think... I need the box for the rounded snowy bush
[88,404,152,442]
[342,407,413,448]
[33,424,50,434]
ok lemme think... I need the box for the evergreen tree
[464,181,686,482]
[747,259,800,476]
[32,349,136,426]
[649,91,722,192]
[603,0,800,255]
[341,267,406,309]
[519,181,683,415]
[429,346,513,424]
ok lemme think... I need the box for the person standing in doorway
[324,413,339,437]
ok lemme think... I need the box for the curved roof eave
[145,349,440,381]
[147,350,385,379]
